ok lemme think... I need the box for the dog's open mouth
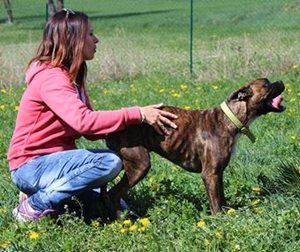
[270,95,284,111]
[266,82,285,112]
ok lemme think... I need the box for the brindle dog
[104,78,285,217]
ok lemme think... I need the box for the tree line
[2,0,65,24]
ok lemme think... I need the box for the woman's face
[82,22,99,61]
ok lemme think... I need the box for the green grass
[1,76,300,251]
[1,0,300,251]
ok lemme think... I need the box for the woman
[7,9,177,221]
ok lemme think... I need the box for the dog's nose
[273,80,285,93]
[273,80,284,87]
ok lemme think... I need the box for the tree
[48,0,56,17]
[57,0,64,11]
[3,0,13,24]
[47,0,64,18]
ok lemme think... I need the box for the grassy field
[1,0,300,86]
[1,0,300,251]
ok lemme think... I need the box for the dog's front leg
[109,147,151,219]
[201,169,225,215]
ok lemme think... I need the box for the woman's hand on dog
[140,103,177,135]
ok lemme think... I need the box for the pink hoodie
[7,62,142,170]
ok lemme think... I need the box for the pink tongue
[272,95,283,109]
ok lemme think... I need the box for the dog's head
[228,78,285,116]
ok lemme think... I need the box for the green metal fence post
[189,0,193,76]
[46,3,48,21]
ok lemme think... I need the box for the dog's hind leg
[108,146,151,218]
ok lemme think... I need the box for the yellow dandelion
[150,183,159,192]
[212,85,219,90]
[129,224,138,232]
[29,231,39,240]
[159,89,165,93]
[289,98,296,103]
[252,187,262,195]
[0,208,7,214]
[91,220,100,228]
[184,106,191,110]
[0,105,5,110]
[215,231,223,239]
[120,228,127,234]
[14,105,19,112]
[234,244,241,250]
[123,219,132,227]
[171,93,181,98]
[1,89,6,94]
[197,219,205,228]
[171,166,177,172]
[289,135,296,140]
[103,89,109,95]
[92,99,96,104]
[227,208,236,215]
[0,242,9,249]
[291,64,298,70]
[88,249,96,252]
[180,84,188,90]
[287,108,295,116]
[139,217,150,227]
[108,221,122,229]
[295,167,300,174]
[204,239,210,246]
[138,226,146,232]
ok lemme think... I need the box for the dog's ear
[229,87,253,101]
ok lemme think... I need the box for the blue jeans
[11,149,122,211]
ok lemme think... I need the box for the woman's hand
[140,103,177,135]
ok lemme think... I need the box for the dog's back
[106,105,232,173]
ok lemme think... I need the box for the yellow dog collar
[220,102,256,143]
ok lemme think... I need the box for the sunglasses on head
[62,8,75,20]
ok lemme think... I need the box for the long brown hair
[28,9,88,84]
